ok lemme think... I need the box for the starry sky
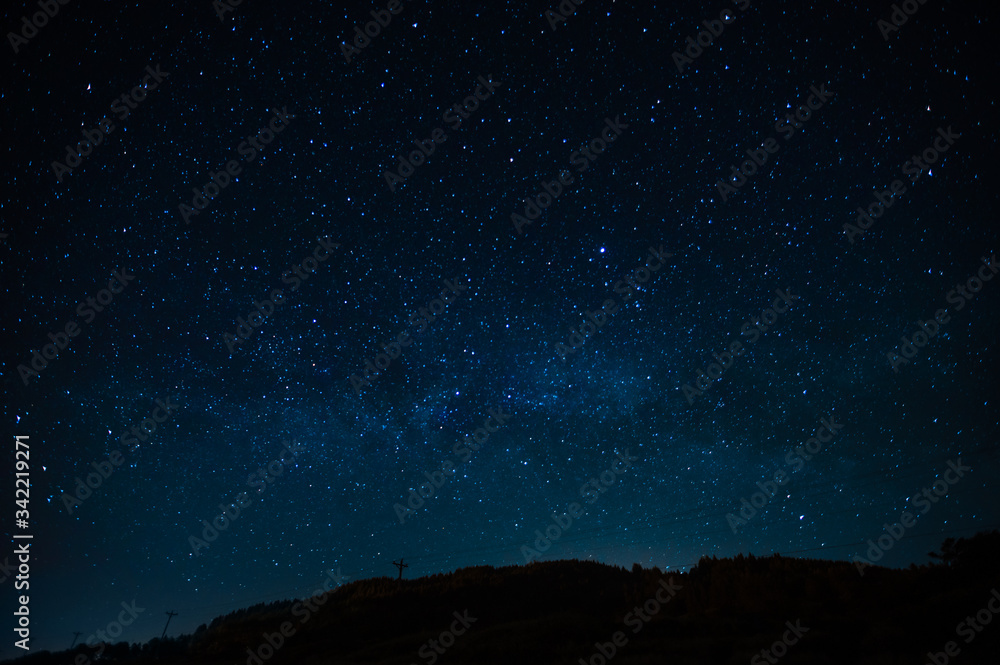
[2,0,999,655]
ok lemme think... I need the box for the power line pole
[392,558,408,580]
[161,611,178,639]
[70,632,82,648]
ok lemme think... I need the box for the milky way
[2,0,998,652]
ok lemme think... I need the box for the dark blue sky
[2,0,998,655]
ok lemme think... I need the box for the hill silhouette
[7,531,1000,665]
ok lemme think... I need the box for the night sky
[2,0,999,655]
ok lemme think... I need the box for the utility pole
[70,632,82,648]
[161,611,178,639]
[392,558,408,580]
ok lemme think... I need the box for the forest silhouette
[6,530,1000,665]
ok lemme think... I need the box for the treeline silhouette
[8,531,1000,665]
